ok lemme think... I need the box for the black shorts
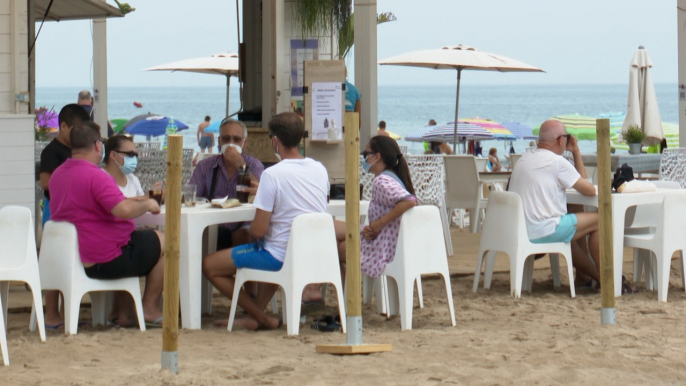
[85,230,161,279]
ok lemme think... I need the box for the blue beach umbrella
[204,120,222,133]
[125,115,189,137]
[500,121,537,140]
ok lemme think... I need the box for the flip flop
[45,322,64,330]
[106,318,119,327]
[621,276,638,295]
[310,315,341,333]
[145,317,163,328]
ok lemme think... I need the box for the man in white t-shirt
[202,112,329,330]
[508,120,601,285]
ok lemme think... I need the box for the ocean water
[36,83,678,155]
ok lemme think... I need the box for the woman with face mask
[103,135,146,198]
[357,136,417,278]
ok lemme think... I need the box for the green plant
[338,11,397,60]
[292,0,351,40]
[622,124,646,144]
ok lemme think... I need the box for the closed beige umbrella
[621,46,663,145]
[145,53,239,116]
[379,45,544,152]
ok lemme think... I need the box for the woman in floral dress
[359,136,417,278]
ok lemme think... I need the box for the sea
[36,83,679,155]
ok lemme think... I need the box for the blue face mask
[362,155,377,173]
[116,154,138,175]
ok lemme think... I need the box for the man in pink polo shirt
[50,122,165,327]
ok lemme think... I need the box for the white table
[479,171,511,184]
[566,188,675,297]
[136,199,369,329]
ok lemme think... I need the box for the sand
[4,228,686,385]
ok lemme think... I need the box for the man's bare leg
[571,213,601,283]
[44,291,62,327]
[232,228,258,298]
[202,248,279,330]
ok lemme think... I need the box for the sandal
[621,276,638,295]
[310,315,341,333]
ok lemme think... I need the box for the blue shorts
[199,136,213,149]
[42,198,50,228]
[231,242,283,271]
[531,214,577,244]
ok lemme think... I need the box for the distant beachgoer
[428,119,437,126]
[508,119,636,294]
[358,136,416,277]
[345,68,362,127]
[487,148,502,172]
[202,112,329,330]
[429,141,453,155]
[49,121,166,327]
[197,116,214,153]
[377,120,390,137]
[190,118,264,251]
[39,103,90,330]
[78,90,114,137]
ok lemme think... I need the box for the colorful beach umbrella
[500,121,537,140]
[405,123,494,143]
[204,120,222,133]
[380,45,544,152]
[533,114,599,141]
[450,118,517,140]
[125,115,189,137]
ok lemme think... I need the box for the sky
[35,0,679,88]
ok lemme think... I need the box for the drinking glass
[183,184,197,207]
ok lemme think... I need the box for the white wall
[0,0,29,114]
[0,0,35,219]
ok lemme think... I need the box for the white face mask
[221,143,242,155]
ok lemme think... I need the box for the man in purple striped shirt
[190,118,264,250]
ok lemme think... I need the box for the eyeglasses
[361,150,376,158]
[220,135,244,144]
[557,134,571,141]
[116,151,138,158]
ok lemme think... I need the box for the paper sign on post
[311,82,343,141]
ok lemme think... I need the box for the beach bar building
[0,0,122,221]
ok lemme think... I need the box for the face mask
[362,155,377,173]
[99,142,106,164]
[115,154,137,175]
[221,143,242,155]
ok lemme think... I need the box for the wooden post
[316,112,392,355]
[162,135,182,372]
[596,119,616,325]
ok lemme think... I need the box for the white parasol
[145,52,239,116]
[621,46,663,146]
[379,45,544,152]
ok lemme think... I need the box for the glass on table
[183,183,197,207]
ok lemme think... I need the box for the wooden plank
[0,16,9,34]
[596,119,615,314]
[0,188,33,203]
[303,60,346,182]
[316,343,393,355]
[0,174,34,190]
[344,112,361,318]
[162,135,182,358]
[0,53,11,72]
[0,146,32,161]
[0,131,33,145]
[0,160,33,175]
[0,35,10,54]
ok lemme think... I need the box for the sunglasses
[116,150,138,158]
[361,150,376,158]
[220,135,244,144]
[557,134,571,140]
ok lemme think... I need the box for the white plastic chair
[473,191,576,298]
[624,191,686,302]
[508,154,523,170]
[0,207,46,342]
[444,156,488,233]
[475,158,489,172]
[35,221,146,334]
[228,213,346,335]
[0,206,46,365]
[382,206,456,331]
[625,181,682,290]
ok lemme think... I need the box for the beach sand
[4,228,686,385]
